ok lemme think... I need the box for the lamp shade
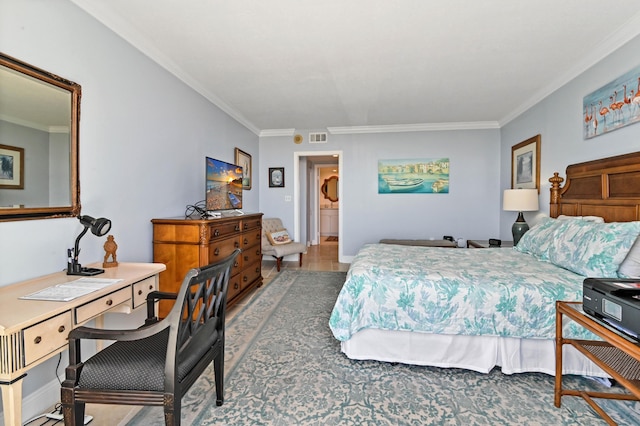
[503,189,539,212]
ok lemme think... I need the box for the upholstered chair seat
[262,218,306,271]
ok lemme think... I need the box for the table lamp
[67,215,112,276]
[503,189,539,245]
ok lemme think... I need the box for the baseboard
[0,375,62,426]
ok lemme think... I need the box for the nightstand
[466,240,514,248]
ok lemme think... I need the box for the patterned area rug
[326,236,338,242]
[130,271,639,425]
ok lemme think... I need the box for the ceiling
[70,0,640,136]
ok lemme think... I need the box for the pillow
[618,235,640,278]
[557,215,605,223]
[267,229,292,245]
[514,217,564,259]
[546,220,640,278]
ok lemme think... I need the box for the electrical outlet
[284,195,292,202]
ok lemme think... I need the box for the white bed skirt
[340,329,608,377]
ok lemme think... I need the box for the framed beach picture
[511,135,540,192]
[378,158,449,194]
[269,167,284,188]
[0,144,24,189]
[234,148,252,190]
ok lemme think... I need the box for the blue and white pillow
[546,220,640,278]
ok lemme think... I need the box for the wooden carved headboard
[550,151,640,222]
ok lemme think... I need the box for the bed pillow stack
[516,217,640,278]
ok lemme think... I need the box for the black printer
[582,278,640,340]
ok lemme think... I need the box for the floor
[46,240,348,426]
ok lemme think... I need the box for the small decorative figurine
[103,235,119,268]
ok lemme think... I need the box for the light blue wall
[0,0,259,419]
[500,35,640,239]
[260,128,502,259]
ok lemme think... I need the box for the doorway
[293,150,343,263]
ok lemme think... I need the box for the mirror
[0,52,80,221]
[321,176,339,202]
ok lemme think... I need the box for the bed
[329,151,640,376]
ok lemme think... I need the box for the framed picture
[269,167,285,188]
[234,148,252,190]
[511,135,540,192]
[378,158,450,194]
[0,144,24,189]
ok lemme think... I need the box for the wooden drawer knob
[149,284,153,290]
[243,238,249,245]
[34,336,42,344]
[106,299,113,306]
[58,325,66,333]
[234,283,239,290]
[235,225,240,231]
[234,241,240,248]
[138,289,143,295]
[214,248,220,256]
[234,261,239,267]
[214,229,220,237]
[243,276,248,282]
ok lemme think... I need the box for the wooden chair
[261,217,306,271]
[61,249,241,426]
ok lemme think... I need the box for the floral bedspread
[329,243,592,341]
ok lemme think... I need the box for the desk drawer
[242,230,262,249]
[76,287,131,324]
[242,245,262,266]
[242,217,262,231]
[132,276,157,309]
[23,311,73,366]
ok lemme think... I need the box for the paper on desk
[19,278,123,302]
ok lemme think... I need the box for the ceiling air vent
[309,132,328,143]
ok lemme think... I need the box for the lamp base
[512,211,529,246]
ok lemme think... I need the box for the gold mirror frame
[0,52,81,221]
[321,175,339,202]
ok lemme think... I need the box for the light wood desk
[0,262,165,426]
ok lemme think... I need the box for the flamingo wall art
[583,63,640,139]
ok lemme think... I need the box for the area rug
[130,271,639,425]
[325,236,338,242]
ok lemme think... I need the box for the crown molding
[71,0,261,136]
[500,11,640,126]
[327,121,499,135]
[259,128,296,137]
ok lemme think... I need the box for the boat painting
[378,158,450,194]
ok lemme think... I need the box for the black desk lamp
[67,215,112,276]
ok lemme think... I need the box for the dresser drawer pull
[244,255,249,261]
[214,229,220,237]
[243,238,249,245]
[106,299,113,306]
[234,261,239,267]
[255,266,260,273]
[235,225,240,231]
[34,336,42,344]
[234,241,240,248]
[58,325,66,333]
[243,276,248,282]
[138,289,143,295]
[234,283,239,290]
[256,249,261,255]
[149,284,154,290]
[214,248,220,256]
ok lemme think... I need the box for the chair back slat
[166,249,240,367]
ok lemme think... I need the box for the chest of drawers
[151,213,263,317]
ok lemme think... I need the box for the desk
[555,301,640,425]
[0,262,165,426]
